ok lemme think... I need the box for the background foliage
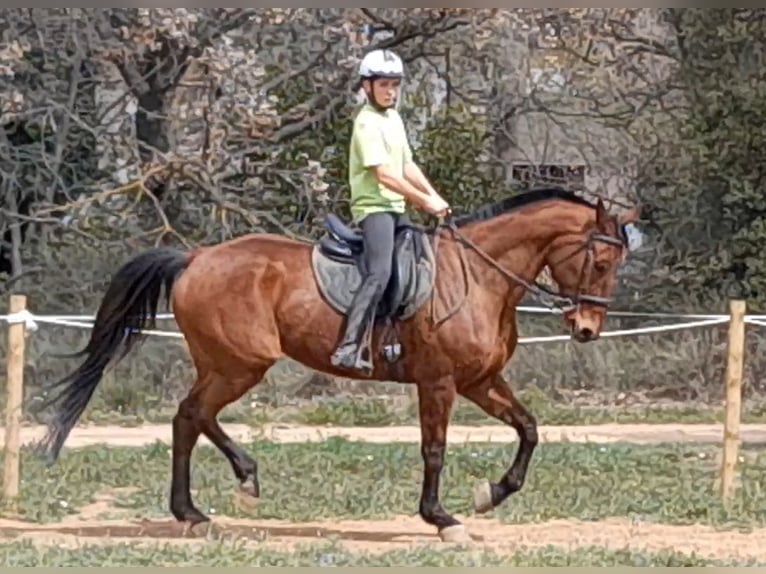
[2,8,766,423]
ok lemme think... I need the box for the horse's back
[174,233,312,310]
[204,232,308,255]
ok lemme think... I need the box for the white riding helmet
[358,49,404,79]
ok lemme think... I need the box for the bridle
[429,217,628,326]
[544,229,627,314]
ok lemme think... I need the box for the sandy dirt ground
[2,499,766,562]
[3,422,766,449]
[2,423,765,563]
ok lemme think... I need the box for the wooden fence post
[720,298,746,505]
[3,294,27,510]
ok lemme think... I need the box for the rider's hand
[433,196,451,218]
[423,195,450,217]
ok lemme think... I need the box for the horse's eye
[594,261,610,273]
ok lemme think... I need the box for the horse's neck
[459,210,560,290]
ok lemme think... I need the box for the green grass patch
[0,539,759,567]
[9,439,766,529]
[279,393,742,427]
[80,391,766,429]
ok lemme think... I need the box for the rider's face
[364,77,401,108]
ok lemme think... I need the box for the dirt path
[2,513,766,562]
[4,422,766,449]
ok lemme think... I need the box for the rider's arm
[370,164,432,208]
[403,161,440,199]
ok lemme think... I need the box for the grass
[77,388,766,429]
[254,394,746,427]
[8,439,766,529]
[0,539,759,567]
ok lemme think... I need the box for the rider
[330,48,451,373]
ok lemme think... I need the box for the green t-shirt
[348,103,414,222]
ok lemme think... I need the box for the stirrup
[331,345,373,373]
[331,318,375,373]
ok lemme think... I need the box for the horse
[37,187,640,543]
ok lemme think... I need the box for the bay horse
[38,187,640,543]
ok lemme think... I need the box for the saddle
[310,212,437,363]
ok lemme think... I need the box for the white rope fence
[1,305,765,344]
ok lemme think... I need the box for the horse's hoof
[439,524,472,543]
[232,484,260,513]
[183,519,214,538]
[172,505,210,526]
[473,479,494,514]
[239,482,260,498]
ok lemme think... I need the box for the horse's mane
[450,187,596,229]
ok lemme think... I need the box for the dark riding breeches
[358,210,412,292]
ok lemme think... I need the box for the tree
[639,9,766,311]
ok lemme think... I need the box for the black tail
[37,246,191,463]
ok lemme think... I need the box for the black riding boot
[330,278,384,373]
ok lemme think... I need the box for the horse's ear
[595,198,609,228]
[618,204,642,225]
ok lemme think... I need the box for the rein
[428,216,626,327]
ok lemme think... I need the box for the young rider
[330,48,451,373]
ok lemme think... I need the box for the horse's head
[545,198,641,343]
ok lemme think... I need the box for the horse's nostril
[579,328,594,341]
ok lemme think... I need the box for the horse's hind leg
[197,370,270,498]
[458,375,538,514]
[170,366,271,524]
[170,384,206,524]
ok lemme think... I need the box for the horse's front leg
[459,374,539,513]
[415,377,472,543]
